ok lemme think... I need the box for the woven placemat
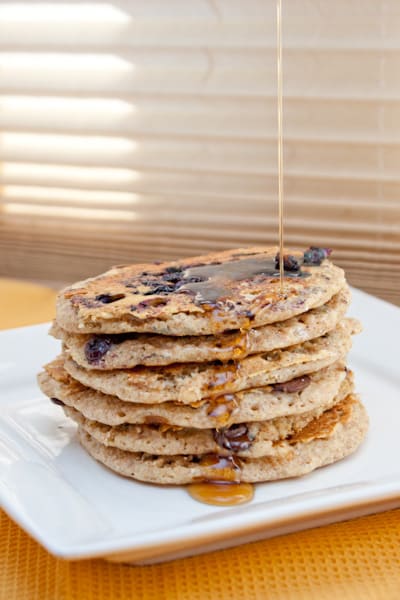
[1,509,400,600]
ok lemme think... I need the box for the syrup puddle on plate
[188,482,254,506]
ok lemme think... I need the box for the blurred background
[0,0,399,304]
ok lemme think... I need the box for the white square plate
[0,288,399,564]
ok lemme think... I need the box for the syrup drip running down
[199,454,242,482]
[208,361,240,393]
[214,331,250,360]
[188,454,254,506]
[189,1,286,507]
[207,393,239,427]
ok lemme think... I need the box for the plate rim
[0,287,399,561]
[1,475,400,560]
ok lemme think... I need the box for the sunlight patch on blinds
[3,203,137,221]
[3,186,139,205]
[0,133,137,153]
[0,0,399,305]
[0,3,130,22]
[0,95,134,115]
[0,52,133,71]
[2,163,140,184]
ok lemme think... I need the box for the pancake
[53,286,351,369]
[56,246,346,336]
[38,360,350,429]
[78,395,368,484]
[62,376,352,458]
[62,319,359,404]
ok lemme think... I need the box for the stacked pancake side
[38,247,368,486]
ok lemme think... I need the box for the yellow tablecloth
[0,278,399,600]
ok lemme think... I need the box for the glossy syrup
[214,330,250,360]
[207,361,241,394]
[188,482,254,506]
[181,256,279,305]
[199,454,242,482]
[188,454,254,506]
[207,393,239,426]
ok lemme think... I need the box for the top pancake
[53,286,350,369]
[56,246,345,336]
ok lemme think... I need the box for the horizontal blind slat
[0,48,399,97]
[1,137,400,179]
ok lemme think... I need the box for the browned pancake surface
[56,246,345,335]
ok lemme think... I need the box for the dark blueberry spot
[143,284,176,295]
[135,298,169,311]
[165,266,183,274]
[84,336,112,364]
[162,272,182,284]
[275,253,300,272]
[212,359,224,366]
[50,397,65,407]
[213,424,253,452]
[273,375,311,393]
[303,247,332,266]
[183,276,205,284]
[95,293,125,304]
[113,332,139,343]
[141,279,157,287]
[153,285,175,294]
[125,274,164,289]
[71,295,98,309]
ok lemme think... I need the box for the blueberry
[213,424,253,452]
[275,253,300,272]
[143,284,175,295]
[84,336,112,364]
[184,276,205,283]
[95,293,125,304]
[273,375,311,393]
[152,285,176,294]
[303,247,332,266]
[50,397,65,406]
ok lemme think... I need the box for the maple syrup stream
[189,0,284,506]
[277,0,284,294]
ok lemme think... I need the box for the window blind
[0,0,399,304]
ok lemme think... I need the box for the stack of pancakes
[38,247,368,486]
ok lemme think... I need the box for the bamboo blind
[0,0,399,304]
